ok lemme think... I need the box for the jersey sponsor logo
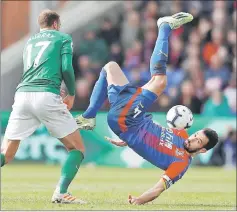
[159,127,174,149]
[162,174,173,189]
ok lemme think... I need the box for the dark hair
[203,128,219,150]
[38,9,60,28]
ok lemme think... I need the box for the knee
[159,77,167,90]
[153,76,167,92]
[67,144,85,154]
[104,61,120,73]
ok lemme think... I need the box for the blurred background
[1,0,236,169]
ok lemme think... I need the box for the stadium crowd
[72,0,236,118]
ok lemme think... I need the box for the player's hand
[60,89,67,99]
[104,136,127,147]
[63,95,75,110]
[128,195,142,205]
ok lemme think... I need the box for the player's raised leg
[143,12,193,96]
[76,61,129,130]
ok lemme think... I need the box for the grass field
[1,164,236,211]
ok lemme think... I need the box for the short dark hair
[38,9,60,28]
[203,128,219,150]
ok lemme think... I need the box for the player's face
[184,130,208,154]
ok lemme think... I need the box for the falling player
[76,12,219,205]
[1,10,86,204]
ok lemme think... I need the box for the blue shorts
[107,83,157,136]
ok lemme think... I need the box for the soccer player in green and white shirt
[1,9,86,204]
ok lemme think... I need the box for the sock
[83,68,108,118]
[150,23,172,76]
[57,150,84,194]
[1,153,5,167]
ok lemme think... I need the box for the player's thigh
[60,130,85,152]
[5,93,41,140]
[104,61,129,86]
[37,93,80,142]
[2,139,20,164]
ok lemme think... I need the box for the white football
[166,105,193,130]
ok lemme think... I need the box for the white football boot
[75,114,96,130]
[51,190,86,204]
[157,12,193,29]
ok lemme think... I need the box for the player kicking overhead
[1,10,86,204]
[76,12,219,205]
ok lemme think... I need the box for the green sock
[58,150,84,194]
[1,153,5,167]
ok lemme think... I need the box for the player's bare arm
[61,38,75,110]
[128,178,165,205]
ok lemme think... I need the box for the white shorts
[5,92,79,140]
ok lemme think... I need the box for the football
[166,105,193,130]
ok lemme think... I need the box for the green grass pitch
[1,164,236,210]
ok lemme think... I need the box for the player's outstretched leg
[143,12,193,95]
[151,12,193,76]
[75,61,129,130]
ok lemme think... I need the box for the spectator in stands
[121,10,141,51]
[142,28,157,65]
[109,43,124,67]
[198,16,212,43]
[156,94,172,113]
[169,35,184,67]
[223,128,236,169]
[204,53,231,87]
[202,27,224,65]
[174,80,203,114]
[73,78,91,110]
[202,90,232,117]
[77,56,97,85]
[224,72,236,115]
[142,1,159,20]
[123,40,143,70]
[78,27,109,66]
[98,18,120,47]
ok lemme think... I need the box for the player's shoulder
[57,31,72,41]
[172,129,189,139]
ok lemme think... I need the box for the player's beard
[184,146,201,154]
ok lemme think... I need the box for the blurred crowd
[72,0,236,117]
[211,127,236,168]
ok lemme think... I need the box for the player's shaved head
[38,9,60,29]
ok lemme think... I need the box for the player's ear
[199,148,207,154]
[53,20,59,30]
